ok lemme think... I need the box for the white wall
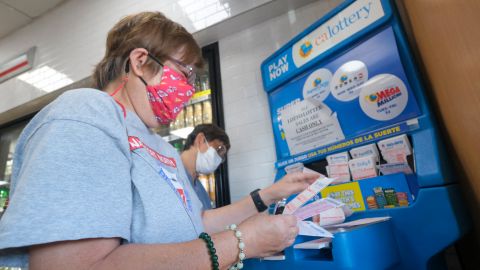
[0,0,342,203]
[0,0,271,114]
[219,0,341,202]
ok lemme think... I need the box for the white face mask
[196,139,223,175]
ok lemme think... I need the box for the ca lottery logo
[303,68,332,103]
[299,41,313,58]
[331,60,368,101]
[359,74,409,121]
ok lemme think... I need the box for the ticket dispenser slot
[304,160,328,177]
[256,218,401,269]
[293,236,333,261]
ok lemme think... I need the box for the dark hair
[184,124,230,151]
[93,11,204,90]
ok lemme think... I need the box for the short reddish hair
[93,11,203,89]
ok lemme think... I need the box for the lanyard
[110,91,197,232]
[129,136,192,212]
[158,167,192,212]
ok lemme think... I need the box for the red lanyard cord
[109,76,128,118]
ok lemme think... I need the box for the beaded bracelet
[226,224,245,270]
[199,232,220,270]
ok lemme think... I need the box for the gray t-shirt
[0,89,204,267]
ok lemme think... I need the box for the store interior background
[0,0,479,267]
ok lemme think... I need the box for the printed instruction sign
[281,99,345,155]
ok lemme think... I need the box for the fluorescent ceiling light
[177,0,231,30]
[18,66,73,93]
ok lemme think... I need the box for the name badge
[159,168,187,205]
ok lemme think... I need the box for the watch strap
[250,189,268,212]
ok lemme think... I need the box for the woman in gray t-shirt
[0,11,319,270]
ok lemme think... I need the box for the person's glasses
[147,53,196,86]
[214,144,228,162]
[205,138,227,162]
[168,57,196,84]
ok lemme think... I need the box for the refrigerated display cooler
[0,122,27,219]
[152,43,230,208]
[246,0,471,269]
[0,43,230,218]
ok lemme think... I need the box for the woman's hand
[259,172,321,205]
[238,214,299,258]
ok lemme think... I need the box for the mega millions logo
[299,41,313,58]
[366,86,403,107]
[313,77,322,87]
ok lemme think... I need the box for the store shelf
[187,89,211,105]
[169,127,194,140]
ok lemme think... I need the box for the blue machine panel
[247,0,471,269]
[269,27,421,161]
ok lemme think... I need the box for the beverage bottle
[195,78,202,93]
[193,103,203,126]
[185,105,194,127]
[198,174,209,191]
[169,117,177,130]
[176,108,185,129]
[0,185,9,212]
[208,173,216,204]
[173,142,182,153]
[202,100,213,124]
[201,75,210,91]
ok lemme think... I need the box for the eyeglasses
[214,144,228,162]
[148,53,196,85]
[168,57,195,84]
[204,138,227,162]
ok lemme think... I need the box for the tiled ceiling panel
[0,0,66,39]
[0,2,31,38]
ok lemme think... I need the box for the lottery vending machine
[246,0,471,269]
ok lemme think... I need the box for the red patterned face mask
[144,65,195,124]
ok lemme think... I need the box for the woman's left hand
[259,172,321,206]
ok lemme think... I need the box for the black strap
[250,189,268,212]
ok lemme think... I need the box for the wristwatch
[250,189,268,212]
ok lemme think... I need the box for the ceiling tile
[0,2,31,38]
[2,0,65,18]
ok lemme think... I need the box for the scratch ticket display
[326,152,351,184]
[367,187,410,209]
[349,143,379,161]
[326,152,350,165]
[348,156,378,180]
[381,148,409,164]
[326,164,351,184]
[378,162,413,175]
[377,134,412,155]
